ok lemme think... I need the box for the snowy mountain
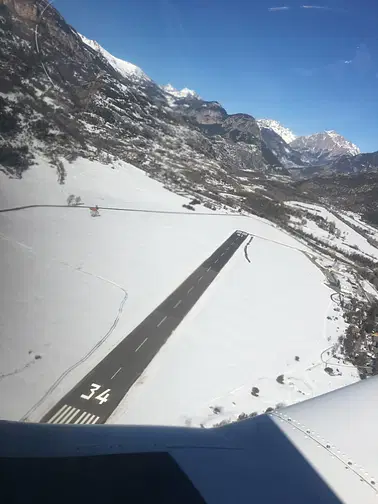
[257,119,297,144]
[161,83,200,100]
[290,130,361,165]
[0,0,376,210]
[257,123,306,168]
[79,34,150,83]
[0,0,287,198]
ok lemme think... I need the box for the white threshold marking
[52,404,72,423]
[74,411,88,424]
[47,405,99,425]
[135,337,148,352]
[57,406,75,424]
[47,404,68,424]
[187,286,194,294]
[79,412,92,425]
[111,367,122,380]
[64,408,80,424]
[198,275,203,283]
[173,299,182,309]
[157,315,167,328]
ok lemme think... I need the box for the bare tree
[67,194,83,206]
[67,194,75,206]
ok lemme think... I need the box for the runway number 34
[80,383,111,405]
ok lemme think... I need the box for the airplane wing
[1,376,377,504]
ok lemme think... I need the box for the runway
[41,230,248,425]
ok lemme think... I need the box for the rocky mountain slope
[256,120,364,171]
[0,0,287,200]
[326,151,378,175]
[257,123,306,168]
[1,0,378,225]
[290,130,360,165]
[257,119,297,144]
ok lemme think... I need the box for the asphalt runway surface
[41,230,248,425]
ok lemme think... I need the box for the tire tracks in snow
[0,359,36,382]
[20,269,128,422]
[0,231,128,421]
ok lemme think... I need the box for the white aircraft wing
[0,376,377,503]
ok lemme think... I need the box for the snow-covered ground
[110,238,359,427]
[340,210,378,238]
[286,201,378,260]
[0,157,368,424]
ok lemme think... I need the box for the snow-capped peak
[162,83,200,100]
[292,131,360,157]
[79,34,150,82]
[323,131,360,156]
[257,119,297,144]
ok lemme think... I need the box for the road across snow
[0,157,360,423]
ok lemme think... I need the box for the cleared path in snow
[41,231,248,425]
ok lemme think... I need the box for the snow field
[0,158,361,423]
[287,201,378,260]
[109,237,359,427]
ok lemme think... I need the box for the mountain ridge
[291,130,360,165]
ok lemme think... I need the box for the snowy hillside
[257,119,297,144]
[2,157,376,426]
[79,34,150,83]
[286,201,378,261]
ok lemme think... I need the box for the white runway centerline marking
[111,367,122,380]
[156,315,167,328]
[214,259,219,263]
[173,299,182,309]
[198,275,203,283]
[187,286,194,294]
[206,266,211,272]
[135,337,148,352]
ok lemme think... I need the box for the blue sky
[57,0,378,152]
